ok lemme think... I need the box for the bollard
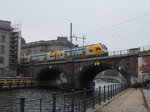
[20,98,25,112]
[108,85,109,100]
[110,84,112,99]
[113,84,114,97]
[71,89,74,112]
[17,83,20,88]
[39,99,42,112]
[121,83,122,92]
[9,83,12,88]
[0,83,2,89]
[52,93,56,112]
[115,84,116,95]
[92,88,95,109]
[83,88,86,112]
[24,82,26,88]
[30,82,33,87]
[104,85,106,102]
[99,86,101,105]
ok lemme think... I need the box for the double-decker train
[20,43,108,64]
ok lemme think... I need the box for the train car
[85,43,108,58]
[30,53,47,63]
[20,56,30,63]
[47,52,56,61]
[71,47,86,59]
[68,43,108,59]
[55,51,65,61]
[20,43,108,64]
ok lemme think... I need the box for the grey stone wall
[0,25,11,69]
[0,69,16,77]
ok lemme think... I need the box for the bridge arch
[36,67,67,87]
[77,62,130,88]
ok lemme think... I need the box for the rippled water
[0,83,112,112]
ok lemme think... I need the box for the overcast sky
[1,0,150,51]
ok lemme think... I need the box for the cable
[80,12,150,35]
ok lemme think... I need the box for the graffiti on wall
[139,56,150,74]
[139,56,150,82]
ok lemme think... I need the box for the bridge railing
[109,49,129,56]
[108,44,150,57]
[139,45,150,52]
[0,83,129,112]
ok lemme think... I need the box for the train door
[82,50,86,58]
[64,53,68,60]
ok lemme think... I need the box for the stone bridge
[19,47,150,89]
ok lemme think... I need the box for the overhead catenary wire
[70,13,150,46]
[80,12,150,35]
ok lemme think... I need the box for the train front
[100,44,109,56]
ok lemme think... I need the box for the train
[20,43,108,64]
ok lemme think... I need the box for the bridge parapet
[140,45,150,52]
[108,45,150,57]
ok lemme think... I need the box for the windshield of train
[101,44,108,50]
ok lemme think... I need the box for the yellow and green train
[20,43,108,64]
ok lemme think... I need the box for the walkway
[94,88,149,112]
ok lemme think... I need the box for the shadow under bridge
[36,67,67,88]
[78,62,113,89]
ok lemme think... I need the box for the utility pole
[70,23,73,45]
[74,35,86,46]
[70,23,73,59]
[82,36,86,46]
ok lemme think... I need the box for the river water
[0,82,113,112]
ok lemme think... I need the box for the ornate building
[21,36,75,56]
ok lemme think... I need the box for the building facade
[0,20,20,77]
[21,36,75,56]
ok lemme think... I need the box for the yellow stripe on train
[0,80,36,83]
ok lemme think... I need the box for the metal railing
[109,49,129,56]
[140,45,150,52]
[0,83,129,112]
[109,45,150,57]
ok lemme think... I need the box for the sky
[1,0,150,51]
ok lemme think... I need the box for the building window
[0,35,5,42]
[0,45,5,54]
[0,57,4,64]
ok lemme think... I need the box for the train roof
[63,47,86,52]
[29,53,47,57]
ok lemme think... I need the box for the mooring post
[20,98,25,112]
[71,89,74,112]
[83,88,86,112]
[99,86,101,105]
[108,85,109,100]
[39,99,42,112]
[104,85,106,102]
[110,84,112,99]
[92,88,95,109]
[52,93,56,112]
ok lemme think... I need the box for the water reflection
[0,82,114,112]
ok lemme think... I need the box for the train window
[96,48,101,50]
[89,50,93,52]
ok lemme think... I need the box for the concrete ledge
[142,89,150,112]
[86,88,130,112]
